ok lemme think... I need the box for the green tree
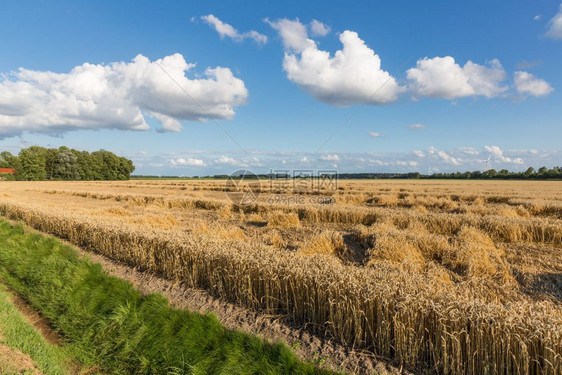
[89,150,134,180]
[116,157,135,180]
[524,167,535,178]
[71,150,93,180]
[44,148,60,179]
[18,146,47,181]
[0,151,18,169]
[3,146,134,181]
[0,172,16,181]
[53,147,81,180]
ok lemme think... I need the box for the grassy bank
[0,283,73,374]
[0,219,331,375]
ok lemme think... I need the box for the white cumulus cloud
[0,54,248,138]
[267,18,403,106]
[170,157,206,167]
[514,71,554,97]
[546,4,562,39]
[215,155,243,166]
[407,56,507,99]
[201,14,267,44]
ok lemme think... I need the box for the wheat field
[0,179,561,374]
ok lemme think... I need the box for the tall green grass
[0,219,330,375]
[0,283,72,374]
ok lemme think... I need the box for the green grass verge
[0,219,333,374]
[0,283,73,374]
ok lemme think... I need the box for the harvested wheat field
[1,179,561,374]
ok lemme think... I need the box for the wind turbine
[484,154,492,171]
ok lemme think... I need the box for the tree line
[421,167,562,180]
[215,168,562,180]
[133,168,562,181]
[328,168,562,180]
[0,146,135,181]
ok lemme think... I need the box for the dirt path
[0,343,43,375]
[5,288,62,346]
[0,283,51,375]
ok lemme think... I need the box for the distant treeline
[419,167,562,180]
[327,168,562,180]
[0,146,135,181]
[133,167,562,180]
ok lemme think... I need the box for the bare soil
[6,288,62,346]
[0,343,43,375]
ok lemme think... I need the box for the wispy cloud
[309,19,330,36]
[484,145,524,164]
[124,146,559,176]
[546,4,562,40]
[409,123,427,130]
[515,60,542,69]
[319,154,340,161]
[201,14,267,44]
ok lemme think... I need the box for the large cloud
[546,4,562,40]
[407,56,508,99]
[514,71,554,97]
[0,54,248,138]
[267,18,403,106]
[201,14,267,44]
[267,19,539,105]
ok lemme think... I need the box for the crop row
[0,200,560,374]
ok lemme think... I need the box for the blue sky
[0,0,561,175]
